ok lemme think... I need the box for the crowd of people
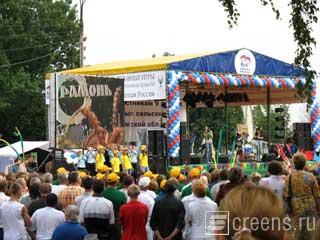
[0,151,320,239]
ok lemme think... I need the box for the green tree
[218,0,318,96]
[252,105,291,144]
[0,0,80,142]
[189,107,244,151]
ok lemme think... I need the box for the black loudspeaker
[149,156,167,175]
[190,155,200,164]
[218,154,229,164]
[180,122,188,140]
[293,123,312,150]
[180,139,190,164]
[170,157,181,166]
[261,153,277,162]
[148,130,165,156]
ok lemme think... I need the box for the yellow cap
[160,179,167,190]
[153,174,159,179]
[79,171,88,178]
[189,168,200,178]
[96,173,105,180]
[141,145,147,150]
[97,165,110,173]
[56,167,69,174]
[170,167,181,178]
[178,174,186,183]
[144,171,153,178]
[107,173,120,183]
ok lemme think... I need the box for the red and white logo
[235,49,256,75]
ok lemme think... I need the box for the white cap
[138,177,151,188]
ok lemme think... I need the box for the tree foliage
[218,0,318,96]
[252,105,291,144]
[0,0,80,142]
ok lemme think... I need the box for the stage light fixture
[243,93,250,102]
[161,102,167,108]
[275,108,285,113]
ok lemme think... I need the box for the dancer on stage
[139,145,149,173]
[111,150,121,174]
[254,127,264,161]
[121,147,133,175]
[203,127,214,163]
[95,145,106,172]
[85,147,96,176]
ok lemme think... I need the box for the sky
[75,0,320,122]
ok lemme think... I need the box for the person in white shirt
[0,182,32,240]
[258,161,285,199]
[137,177,155,240]
[75,177,93,209]
[0,176,9,239]
[186,180,218,239]
[211,169,229,200]
[29,193,65,240]
[51,173,68,195]
[139,177,157,199]
[79,179,114,239]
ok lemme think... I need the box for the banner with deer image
[56,74,124,149]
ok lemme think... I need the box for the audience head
[9,182,22,198]
[46,193,58,207]
[219,169,229,181]
[0,177,7,193]
[123,175,134,187]
[30,176,42,186]
[250,172,261,185]
[82,177,93,191]
[218,184,285,240]
[200,175,208,186]
[29,182,41,199]
[64,205,80,222]
[228,167,243,184]
[106,173,120,187]
[211,170,220,183]
[42,173,53,184]
[92,179,105,195]
[68,171,81,185]
[127,184,140,199]
[148,181,158,192]
[58,173,68,185]
[293,152,307,170]
[39,183,52,197]
[165,178,178,194]
[138,177,151,190]
[192,180,206,198]
[201,172,211,183]
[170,167,181,179]
[189,168,201,180]
[268,161,283,176]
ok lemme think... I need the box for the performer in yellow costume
[121,147,133,175]
[95,145,106,171]
[139,145,149,173]
[111,150,121,173]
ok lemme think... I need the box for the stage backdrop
[125,100,166,142]
[56,74,124,149]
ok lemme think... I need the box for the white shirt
[30,207,65,240]
[145,190,156,199]
[51,185,67,195]
[259,175,285,199]
[181,194,197,240]
[0,201,29,240]
[186,197,218,239]
[211,180,230,201]
[0,192,10,228]
[136,192,154,223]
[75,192,92,209]
[79,196,114,224]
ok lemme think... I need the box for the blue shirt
[85,151,96,164]
[77,155,87,168]
[52,222,88,240]
[155,191,167,202]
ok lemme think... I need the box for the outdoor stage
[47,48,320,174]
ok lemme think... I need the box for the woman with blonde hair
[216,183,285,240]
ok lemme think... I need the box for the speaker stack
[147,129,167,174]
[293,123,312,150]
[180,122,191,165]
